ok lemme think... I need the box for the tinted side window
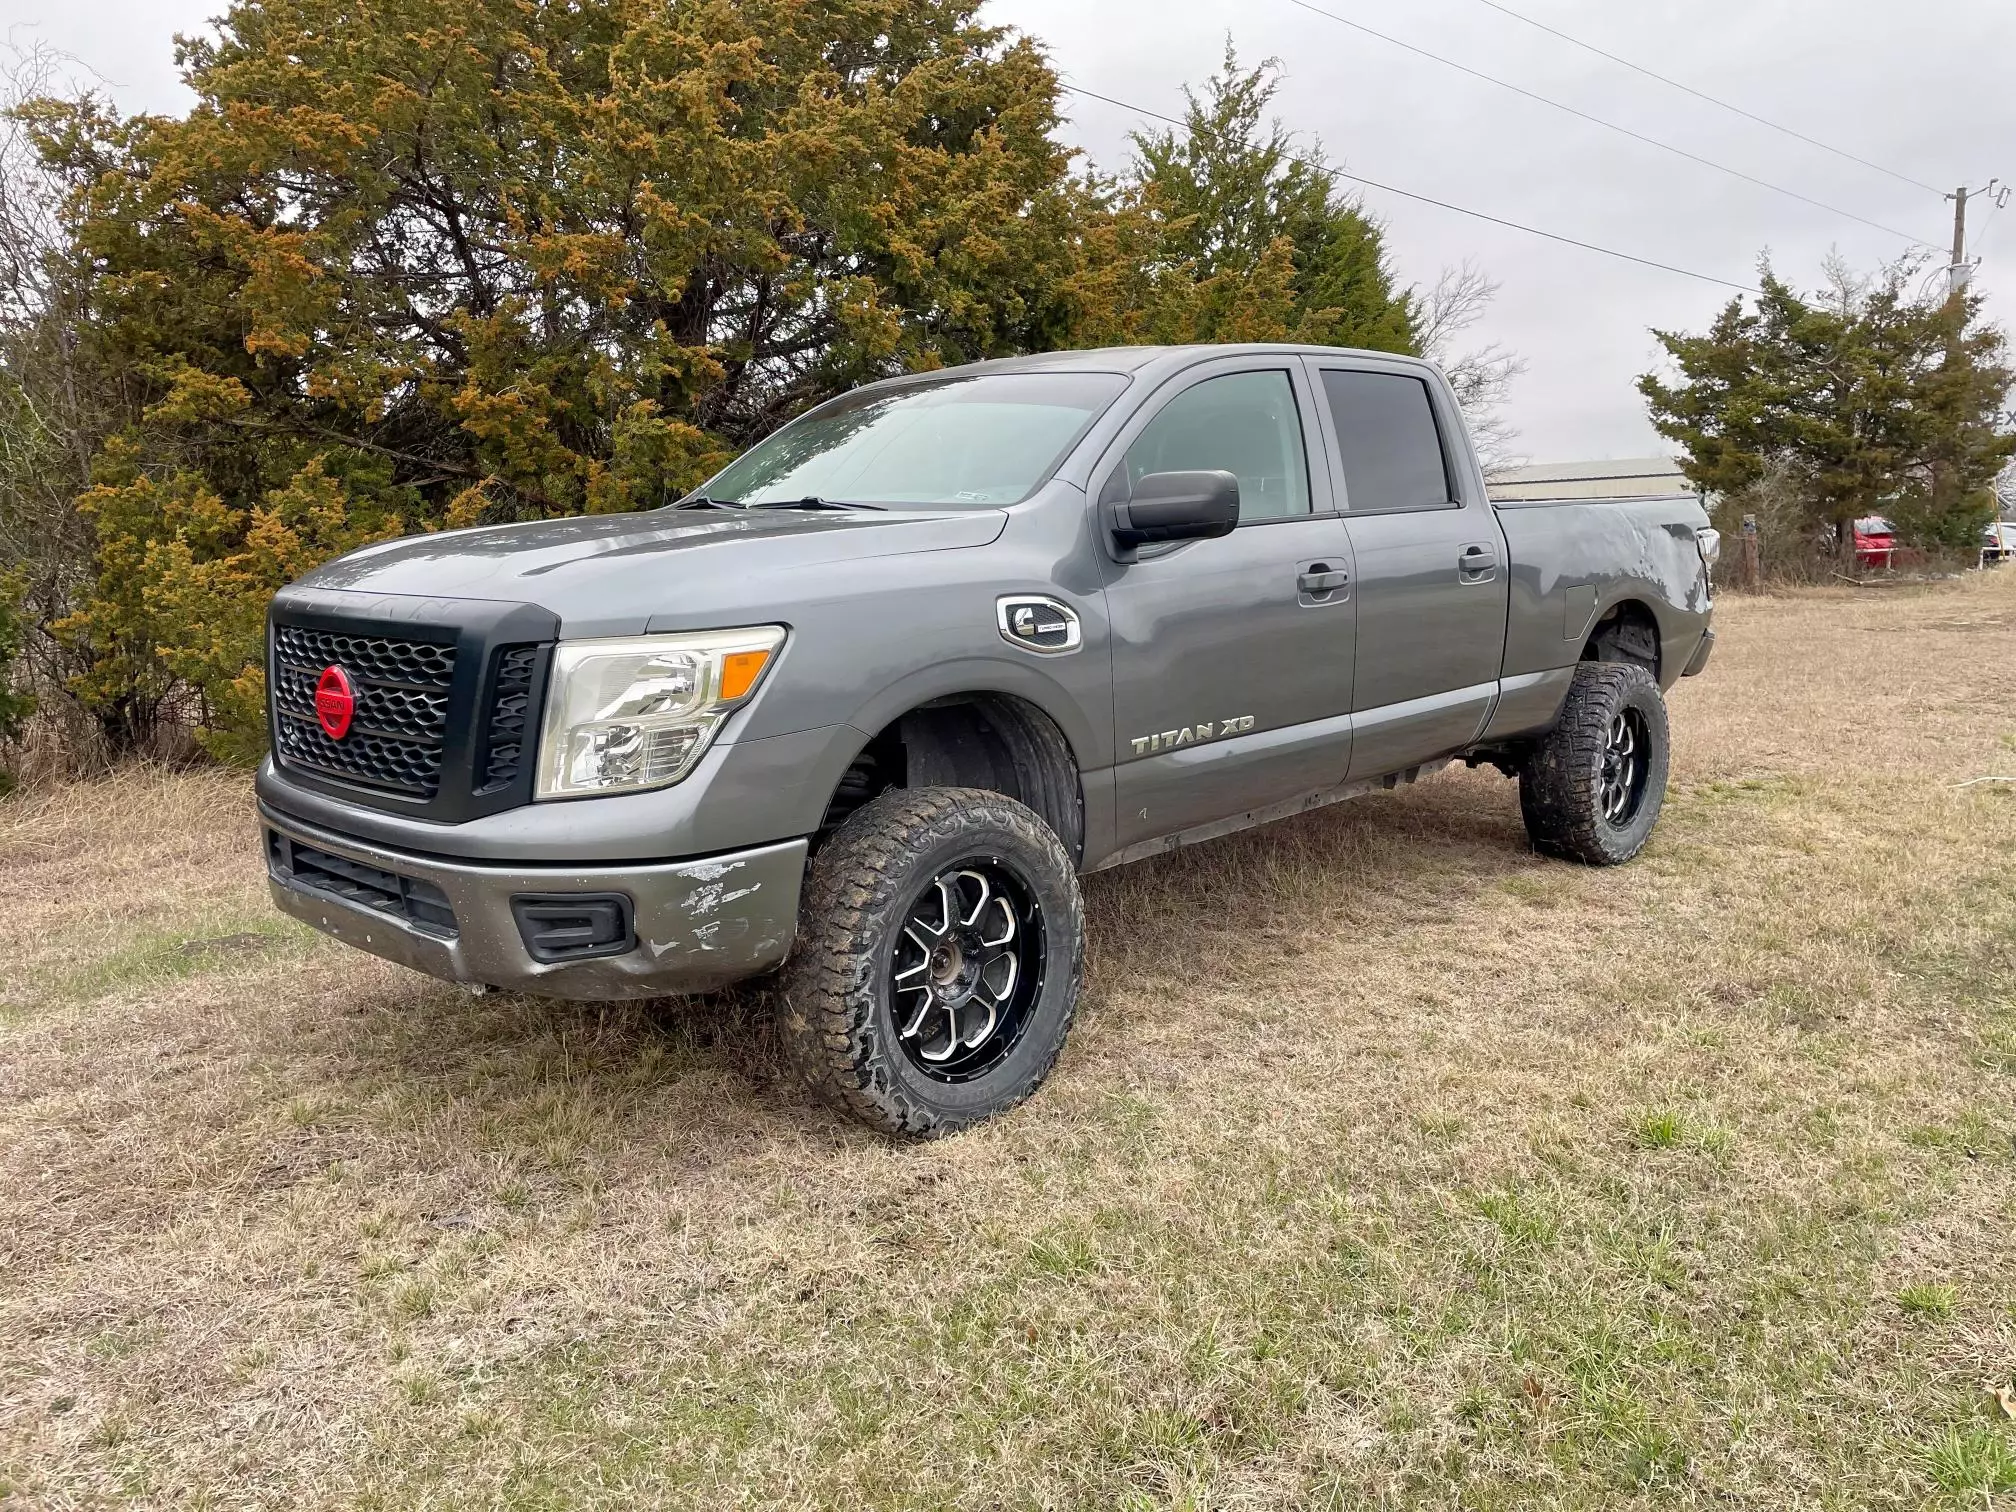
[1320,370,1454,511]
[1125,371,1311,521]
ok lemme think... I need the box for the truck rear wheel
[1519,663,1670,866]
[778,787,1085,1137]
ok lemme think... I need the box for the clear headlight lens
[535,627,786,799]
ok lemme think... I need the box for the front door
[1100,362,1357,851]
[1305,361,1509,781]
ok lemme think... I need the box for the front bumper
[262,802,807,1000]
[1681,625,1715,677]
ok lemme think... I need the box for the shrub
[0,570,34,789]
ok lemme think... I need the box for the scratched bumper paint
[260,801,806,999]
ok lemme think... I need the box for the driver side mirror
[1109,469,1240,550]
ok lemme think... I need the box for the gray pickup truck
[259,343,1716,1135]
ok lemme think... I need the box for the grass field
[4,574,2016,1510]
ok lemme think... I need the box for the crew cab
[259,345,1716,1136]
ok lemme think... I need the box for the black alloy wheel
[890,861,1045,1082]
[1599,706,1652,828]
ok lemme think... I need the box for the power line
[1057,82,1760,294]
[1970,197,2008,263]
[1463,0,1947,197]
[1281,0,1941,249]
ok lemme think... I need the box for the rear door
[1304,360,1509,781]
[1100,359,1356,850]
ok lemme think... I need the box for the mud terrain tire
[779,787,1084,1137]
[1520,662,1670,866]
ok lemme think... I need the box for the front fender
[842,653,1111,771]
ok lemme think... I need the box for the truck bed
[1493,491,1715,687]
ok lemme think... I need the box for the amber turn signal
[719,649,772,702]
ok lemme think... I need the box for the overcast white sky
[5,0,2012,460]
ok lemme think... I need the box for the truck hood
[295,505,1008,633]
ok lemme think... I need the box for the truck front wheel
[779,787,1085,1137]
[1519,663,1671,865]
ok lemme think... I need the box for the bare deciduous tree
[1415,261,1525,471]
[0,42,137,768]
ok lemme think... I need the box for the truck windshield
[699,372,1129,509]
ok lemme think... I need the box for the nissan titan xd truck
[259,344,1717,1136]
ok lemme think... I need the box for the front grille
[274,720,444,795]
[479,645,541,793]
[268,830,458,938]
[274,673,450,743]
[272,624,456,797]
[267,593,557,822]
[274,626,455,686]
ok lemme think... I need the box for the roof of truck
[864,344,1443,385]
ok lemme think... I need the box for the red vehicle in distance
[1853,515,1898,569]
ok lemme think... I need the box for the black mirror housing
[1110,470,1240,550]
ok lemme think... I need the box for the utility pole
[1947,185,1971,302]
[1935,179,2001,517]
[1947,178,2008,300]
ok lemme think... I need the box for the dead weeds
[3,574,2015,1508]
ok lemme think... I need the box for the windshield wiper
[748,495,887,512]
[672,494,746,510]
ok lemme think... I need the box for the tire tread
[1519,662,1668,866]
[778,787,1084,1137]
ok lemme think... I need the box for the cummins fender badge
[1129,716,1255,756]
[996,595,1082,654]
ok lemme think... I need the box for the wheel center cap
[930,941,965,985]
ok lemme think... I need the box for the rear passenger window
[1320,370,1454,511]
[1125,370,1311,522]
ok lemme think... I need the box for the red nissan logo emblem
[314,665,356,740]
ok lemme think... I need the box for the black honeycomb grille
[272,668,451,743]
[479,644,541,793]
[270,628,451,685]
[273,626,455,686]
[271,624,457,797]
[274,720,444,796]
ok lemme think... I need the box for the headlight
[535,627,786,799]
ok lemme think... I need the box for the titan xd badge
[1129,716,1255,756]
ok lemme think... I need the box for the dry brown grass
[3,574,2016,1510]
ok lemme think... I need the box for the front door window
[1124,370,1312,522]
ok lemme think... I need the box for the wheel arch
[1581,597,1664,684]
[817,687,1088,864]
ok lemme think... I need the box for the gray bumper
[261,803,806,1000]
[1681,625,1715,677]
